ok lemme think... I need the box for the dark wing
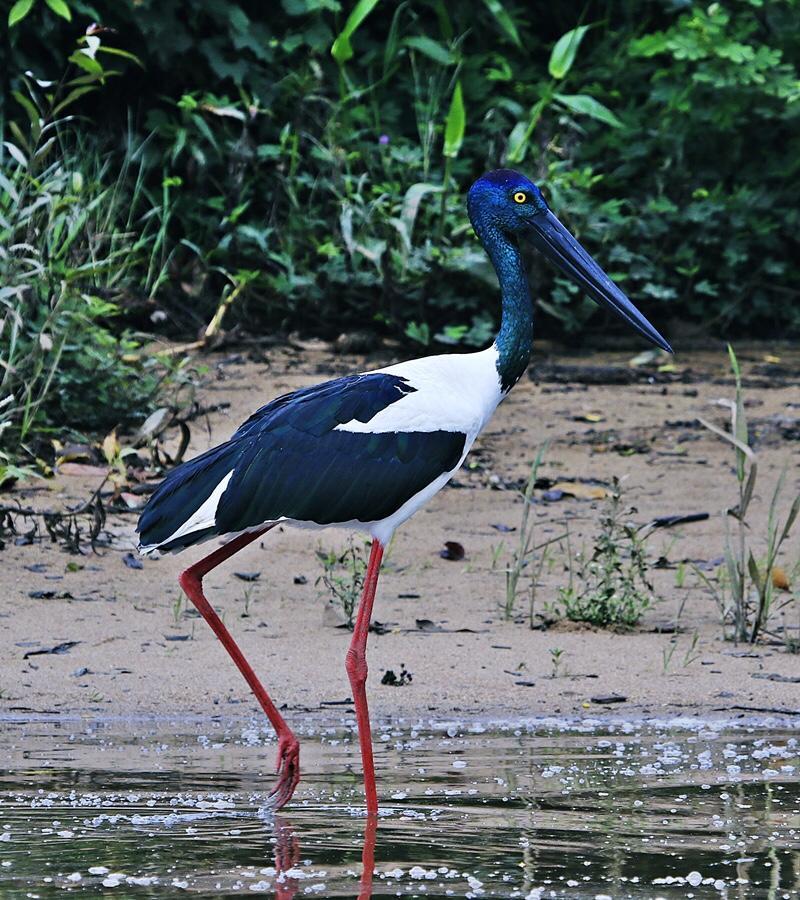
[137,372,466,553]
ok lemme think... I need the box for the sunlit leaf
[548,24,591,79]
[69,51,104,77]
[443,81,465,158]
[331,0,383,65]
[43,0,71,20]
[3,142,28,168]
[554,93,623,128]
[8,0,34,27]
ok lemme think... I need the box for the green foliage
[555,479,655,628]
[549,25,591,79]
[0,0,798,430]
[443,82,466,159]
[0,38,167,457]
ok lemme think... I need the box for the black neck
[474,217,534,392]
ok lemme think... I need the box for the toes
[266,741,300,810]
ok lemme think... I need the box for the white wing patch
[155,469,234,550]
[335,346,503,440]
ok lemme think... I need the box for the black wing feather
[137,373,466,553]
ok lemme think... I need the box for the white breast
[336,346,504,443]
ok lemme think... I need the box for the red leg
[178,526,300,809]
[345,539,384,815]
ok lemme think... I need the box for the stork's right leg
[178,526,300,809]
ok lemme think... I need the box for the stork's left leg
[178,526,300,810]
[345,538,385,815]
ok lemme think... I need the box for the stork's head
[468,169,672,353]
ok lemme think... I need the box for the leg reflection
[270,813,377,899]
[273,815,301,900]
[359,814,378,899]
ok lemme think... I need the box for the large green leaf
[554,93,623,128]
[481,0,521,48]
[443,81,465,158]
[548,25,591,79]
[43,0,71,20]
[331,0,383,65]
[8,0,35,27]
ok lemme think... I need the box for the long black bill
[527,209,672,353]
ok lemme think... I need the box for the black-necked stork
[136,169,671,814]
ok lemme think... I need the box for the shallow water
[0,715,798,898]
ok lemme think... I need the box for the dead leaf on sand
[550,481,610,500]
[772,567,790,590]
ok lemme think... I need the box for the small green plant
[171,591,185,625]
[674,561,687,589]
[316,537,369,628]
[682,631,702,667]
[240,585,255,618]
[555,478,655,628]
[502,446,547,620]
[549,646,566,678]
[489,541,506,571]
[695,346,800,644]
[662,631,701,674]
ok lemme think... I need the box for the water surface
[0,714,798,897]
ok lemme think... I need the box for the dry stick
[0,472,109,519]
[123,278,249,362]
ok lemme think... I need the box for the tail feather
[136,441,239,554]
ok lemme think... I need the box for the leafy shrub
[2,0,799,351]
[0,41,168,457]
[316,537,369,628]
[554,480,656,628]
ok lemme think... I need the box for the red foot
[267,732,301,810]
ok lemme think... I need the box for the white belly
[336,345,504,543]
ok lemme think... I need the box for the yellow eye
[513,191,527,204]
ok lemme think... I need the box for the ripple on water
[0,717,797,897]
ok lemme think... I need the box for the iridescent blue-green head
[468,169,672,353]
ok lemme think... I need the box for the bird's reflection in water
[271,814,377,899]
